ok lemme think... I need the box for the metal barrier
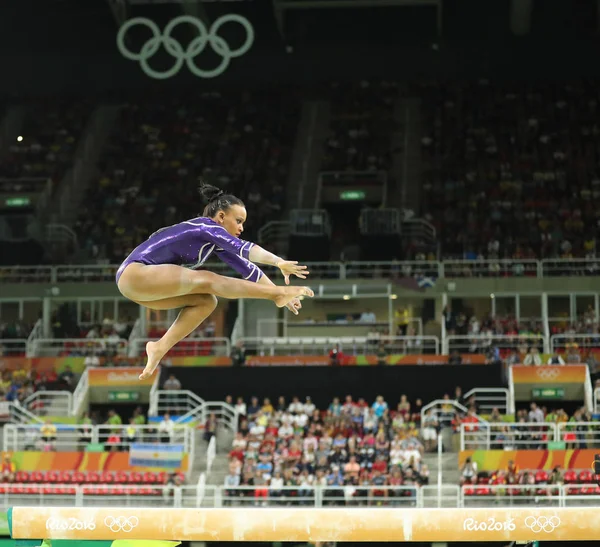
[460,422,558,450]
[21,391,73,417]
[206,436,216,475]
[151,390,238,433]
[9,402,43,425]
[1,483,598,508]
[3,424,194,453]
[131,337,231,357]
[421,399,488,428]
[541,258,600,276]
[419,485,461,508]
[461,484,562,507]
[445,334,547,355]
[551,334,600,353]
[72,368,89,417]
[442,259,540,278]
[2,258,600,283]
[29,338,128,357]
[239,335,440,356]
[463,388,511,415]
[0,339,27,356]
[557,422,600,448]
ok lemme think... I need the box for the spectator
[0,453,16,482]
[204,412,217,442]
[235,397,247,418]
[547,353,566,365]
[159,413,175,443]
[460,457,478,485]
[523,347,542,366]
[359,309,377,323]
[224,470,240,505]
[528,403,544,423]
[40,420,57,451]
[58,365,76,390]
[163,374,182,391]
[78,412,93,448]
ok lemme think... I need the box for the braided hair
[198,181,244,218]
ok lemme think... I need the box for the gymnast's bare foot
[274,286,314,308]
[140,341,166,380]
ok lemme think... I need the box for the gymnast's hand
[276,260,309,285]
[286,298,302,315]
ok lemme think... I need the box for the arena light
[342,295,351,300]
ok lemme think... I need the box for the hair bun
[198,181,224,204]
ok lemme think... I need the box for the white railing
[421,400,488,427]
[461,484,563,507]
[2,258,600,283]
[0,338,27,356]
[25,337,228,358]
[557,422,600,447]
[463,388,511,415]
[196,473,206,506]
[443,259,540,278]
[3,424,194,453]
[460,422,557,450]
[206,436,216,475]
[151,390,238,433]
[72,368,89,417]
[551,333,600,353]
[21,391,73,417]
[29,338,128,357]
[130,337,231,357]
[239,335,440,356]
[444,334,548,355]
[2,483,600,508]
[9,402,44,425]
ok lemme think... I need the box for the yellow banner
[10,507,599,542]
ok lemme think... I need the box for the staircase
[389,96,422,211]
[50,104,121,228]
[287,100,331,210]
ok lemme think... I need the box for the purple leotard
[115,217,264,283]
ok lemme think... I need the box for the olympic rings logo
[104,516,139,533]
[524,516,561,533]
[536,368,561,380]
[116,14,254,80]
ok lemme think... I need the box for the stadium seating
[75,91,299,262]
[419,80,600,259]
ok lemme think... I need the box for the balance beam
[8,507,600,542]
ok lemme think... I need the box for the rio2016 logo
[45,518,96,531]
[463,517,516,532]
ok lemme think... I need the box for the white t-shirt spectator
[288,400,304,414]
[390,448,403,466]
[294,413,309,428]
[278,424,294,439]
[270,475,284,489]
[528,406,544,423]
[84,354,100,368]
[163,376,181,390]
[235,402,247,416]
[359,311,377,323]
[304,399,316,415]
[158,417,175,440]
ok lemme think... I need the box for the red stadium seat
[579,470,593,483]
[15,471,29,483]
[534,470,548,484]
[115,471,128,484]
[73,471,86,484]
[564,470,578,484]
[101,471,115,484]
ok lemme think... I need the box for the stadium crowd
[419,80,600,260]
[74,91,298,262]
[223,394,436,504]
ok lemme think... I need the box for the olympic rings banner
[116,15,254,79]
[511,365,587,384]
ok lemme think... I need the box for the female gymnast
[116,182,314,380]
